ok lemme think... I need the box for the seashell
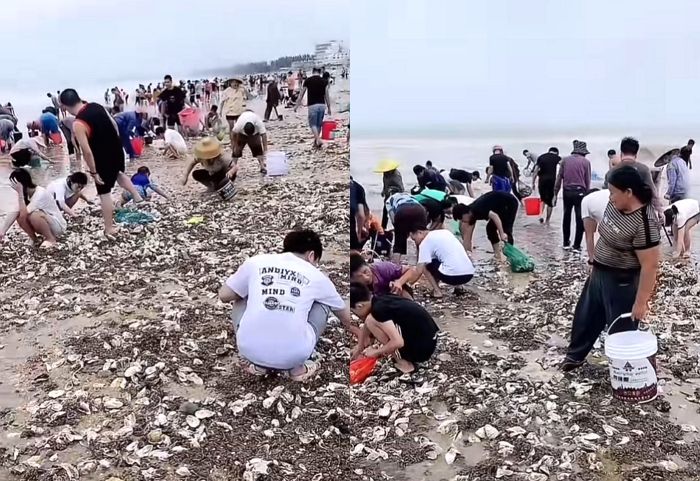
[48,390,65,399]
[444,446,460,465]
[176,466,192,477]
[377,403,391,417]
[103,397,123,409]
[147,429,163,444]
[475,424,499,439]
[186,415,200,428]
[581,433,600,441]
[612,416,629,425]
[194,409,215,419]
[659,460,679,472]
[124,365,142,378]
[110,377,127,389]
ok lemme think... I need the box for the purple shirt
[557,154,591,191]
[370,261,403,295]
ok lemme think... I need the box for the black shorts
[189,95,196,104]
[232,133,264,158]
[485,195,518,245]
[538,177,556,207]
[425,259,473,286]
[399,336,437,364]
[166,114,181,127]
[95,157,125,195]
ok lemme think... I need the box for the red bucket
[131,137,144,156]
[321,120,337,140]
[178,108,201,130]
[524,197,542,216]
[49,132,63,145]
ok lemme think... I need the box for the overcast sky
[351,0,700,133]
[4,0,348,88]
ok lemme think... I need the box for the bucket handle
[606,313,653,335]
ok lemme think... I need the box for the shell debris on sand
[0,92,362,481]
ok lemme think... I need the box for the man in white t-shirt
[664,198,700,258]
[581,189,610,263]
[155,127,187,159]
[231,110,268,175]
[46,172,92,217]
[395,226,475,298]
[218,229,357,381]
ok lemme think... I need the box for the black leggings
[562,187,586,248]
[192,168,235,190]
[485,196,518,245]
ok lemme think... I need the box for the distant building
[314,40,350,67]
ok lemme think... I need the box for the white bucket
[267,151,289,177]
[604,313,658,403]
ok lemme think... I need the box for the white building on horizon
[314,40,349,67]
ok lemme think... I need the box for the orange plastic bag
[350,357,378,385]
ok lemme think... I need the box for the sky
[350,0,700,133]
[3,0,349,89]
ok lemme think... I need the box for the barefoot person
[119,167,168,206]
[531,147,561,224]
[294,67,331,148]
[182,137,238,192]
[664,198,700,258]
[452,191,518,260]
[1,169,66,247]
[46,172,92,218]
[231,110,268,174]
[59,88,143,239]
[10,136,51,168]
[155,127,187,159]
[350,283,439,374]
[405,225,475,298]
[218,229,357,381]
[350,251,415,299]
[561,165,660,372]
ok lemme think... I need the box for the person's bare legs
[16,215,39,244]
[492,242,504,261]
[365,317,414,373]
[116,172,143,203]
[100,193,117,237]
[546,205,554,224]
[256,155,266,173]
[672,224,683,258]
[683,228,692,257]
[28,211,57,247]
[422,269,443,298]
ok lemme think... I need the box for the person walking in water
[531,147,561,224]
[59,88,143,240]
[554,140,591,252]
[665,146,691,203]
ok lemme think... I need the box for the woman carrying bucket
[561,164,661,372]
[182,137,238,199]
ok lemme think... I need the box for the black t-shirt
[536,153,561,179]
[158,87,186,116]
[350,179,367,217]
[468,191,517,222]
[371,295,439,358]
[304,75,327,106]
[489,154,511,177]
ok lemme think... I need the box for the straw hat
[230,77,243,85]
[194,137,222,160]
[373,158,400,173]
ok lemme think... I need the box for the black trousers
[565,268,640,363]
[562,187,586,248]
[192,168,235,190]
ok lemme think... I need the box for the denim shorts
[307,104,326,131]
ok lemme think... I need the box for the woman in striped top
[561,165,661,372]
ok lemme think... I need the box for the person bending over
[182,137,238,193]
[218,229,357,381]
[231,110,268,175]
[47,172,92,218]
[350,251,415,299]
[452,191,518,260]
[120,166,168,207]
[1,169,66,247]
[10,136,51,168]
[155,127,187,159]
[580,188,607,264]
[664,198,700,259]
[401,225,475,298]
[350,283,439,374]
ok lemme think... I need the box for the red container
[49,132,62,145]
[131,137,144,156]
[350,357,378,385]
[524,197,542,216]
[321,120,337,140]
[178,108,201,130]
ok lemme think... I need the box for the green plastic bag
[503,243,535,273]
[115,209,155,225]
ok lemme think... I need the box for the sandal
[288,360,319,382]
[245,363,270,377]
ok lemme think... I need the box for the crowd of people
[1,66,352,383]
[350,137,699,375]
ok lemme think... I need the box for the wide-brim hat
[194,137,222,160]
[373,158,400,173]
[230,77,243,85]
[572,140,590,156]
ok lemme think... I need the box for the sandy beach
[0,82,354,480]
